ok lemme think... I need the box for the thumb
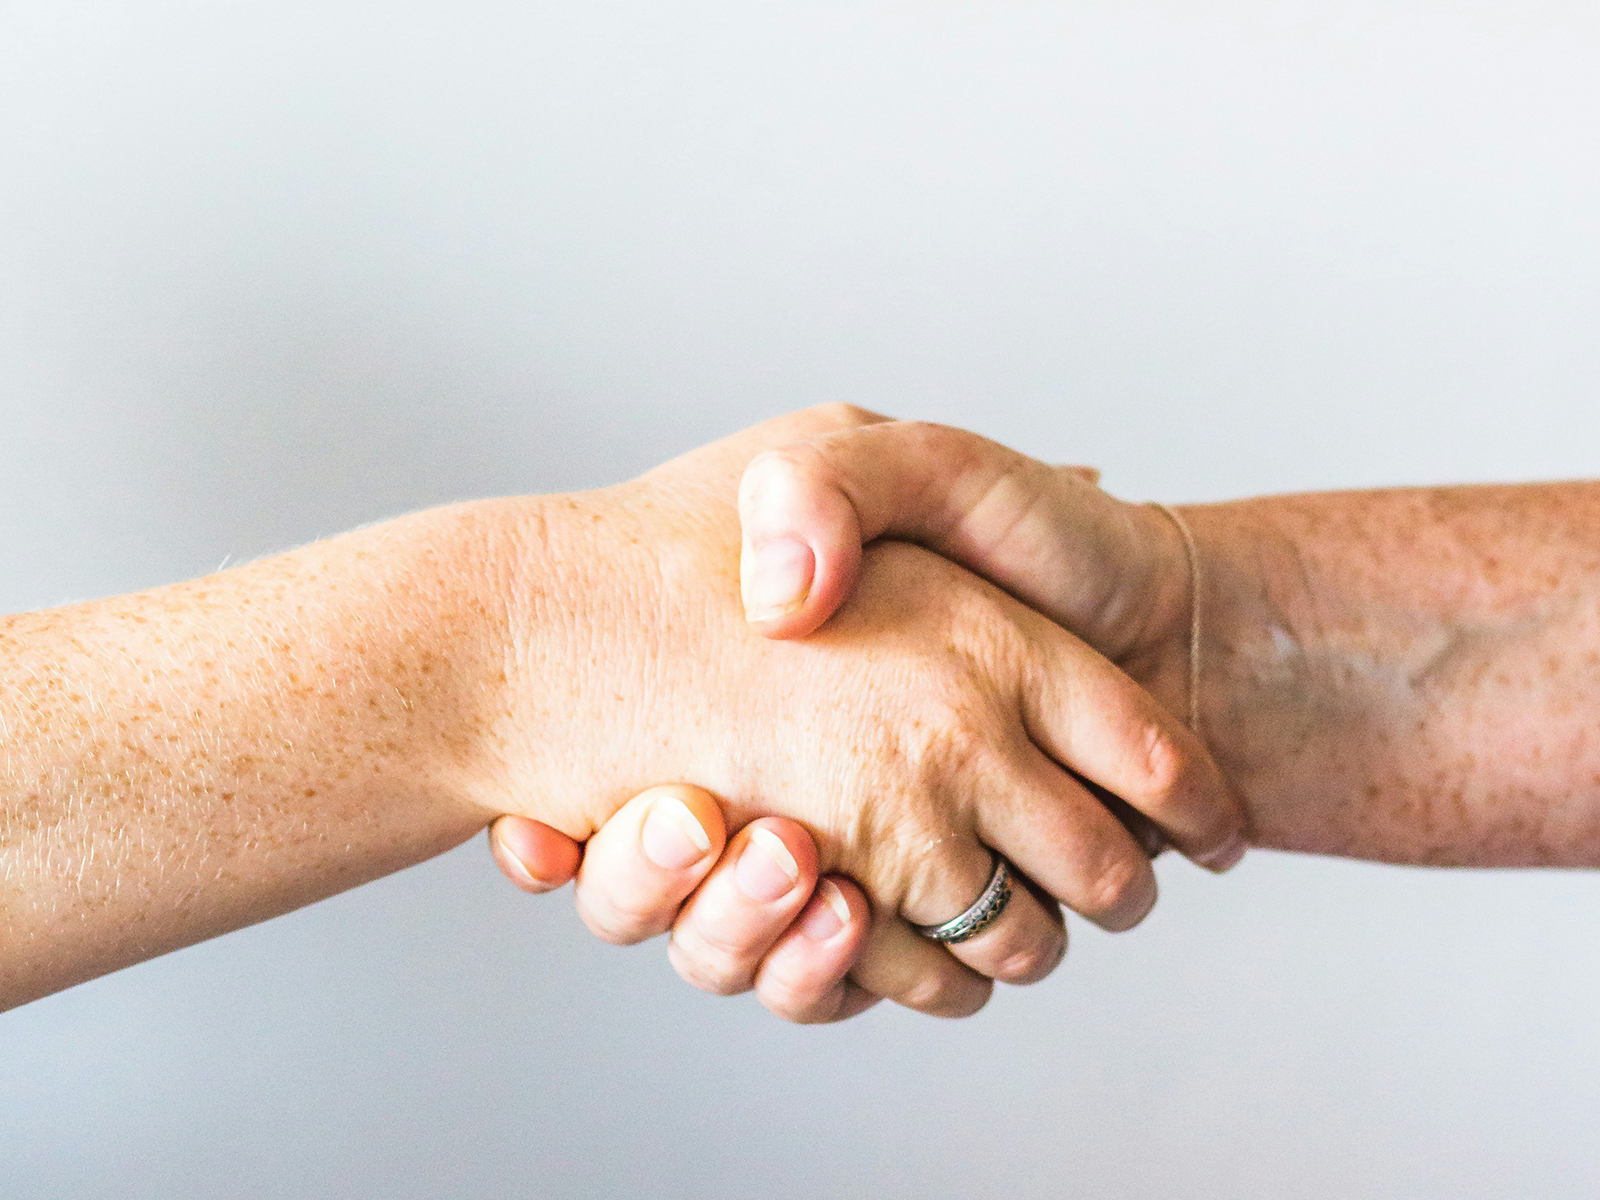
[737,422,1152,657]
[739,446,864,637]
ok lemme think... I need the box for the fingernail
[641,795,712,870]
[494,835,547,890]
[743,538,815,623]
[800,879,850,940]
[1197,833,1247,874]
[736,825,801,902]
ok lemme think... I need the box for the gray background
[5,1,1600,1195]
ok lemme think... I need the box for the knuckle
[990,933,1067,986]
[758,977,834,1025]
[743,443,844,514]
[899,970,990,1019]
[1136,719,1191,800]
[578,905,650,947]
[1080,851,1151,928]
[787,998,850,1026]
[671,949,754,997]
[575,890,662,947]
[742,448,802,499]
[908,700,999,782]
[808,401,878,430]
[668,929,757,997]
[927,718,988,776]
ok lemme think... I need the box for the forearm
[1186,484,1600,866]
[0,499,544,1009]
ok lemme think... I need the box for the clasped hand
[488,405,1247,1023]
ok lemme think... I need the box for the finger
[1018,615,1246,871]
[933,864,1070,985]
[489,815,584,894]
[572,784,727,945]
[838,772,1057,1011]
[737,421,1133,645]
[666,818,818,996]
[753,876,878,1024]
[977,744,1160,933]
[1081,775,1169,859]
[848,911,993,1019]
[890,805,1072,985]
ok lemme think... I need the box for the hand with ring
[489,404,1246,1022]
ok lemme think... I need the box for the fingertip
[797,879,849,941]
[1196,775,1253,873]
[489,815,582,894]
[741,816,821,885]
[574,784,729,945]
[926,976,994,1020]
[1097,862,1159,933]
[738,447,864,639]
[1168,755,1250,874]
[647,783,727,839]
[802,875,866,941]
[752,875,872,1023]
[638,784,725,871]
[1195,831,1248,873]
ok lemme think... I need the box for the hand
[486,409,1248,1017]
[736,410,1215,818]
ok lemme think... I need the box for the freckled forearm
[1184,484,1600,867]
[0,499,551,1009]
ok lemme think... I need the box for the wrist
[470,484,733,842]
[430,492,600,833]
[1174,501,1312,852]
[1114,500,1278,850]
[1114,500,1202,724]
[312,499,546,836]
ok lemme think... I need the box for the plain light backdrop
[5,2,1600,1196]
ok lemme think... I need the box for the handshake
[13,400,1589,1015]
[11,400,1587,1018]
[481,403,1246,1025]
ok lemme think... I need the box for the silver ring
[913,857,1013,944]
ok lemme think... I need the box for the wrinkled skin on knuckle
[1080,849,1153,930]
[831,713,998,915]
[1136,717,1191,802]
[668,938,754,997]
[991,942,1063,986]
[901,970,991,1019]
[759,976,840,1025]
[576,897,656,947]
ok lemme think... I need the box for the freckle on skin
[0,502,517,1008]
[1205,482,1600,866]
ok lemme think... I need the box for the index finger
[1016,611,1247,872]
